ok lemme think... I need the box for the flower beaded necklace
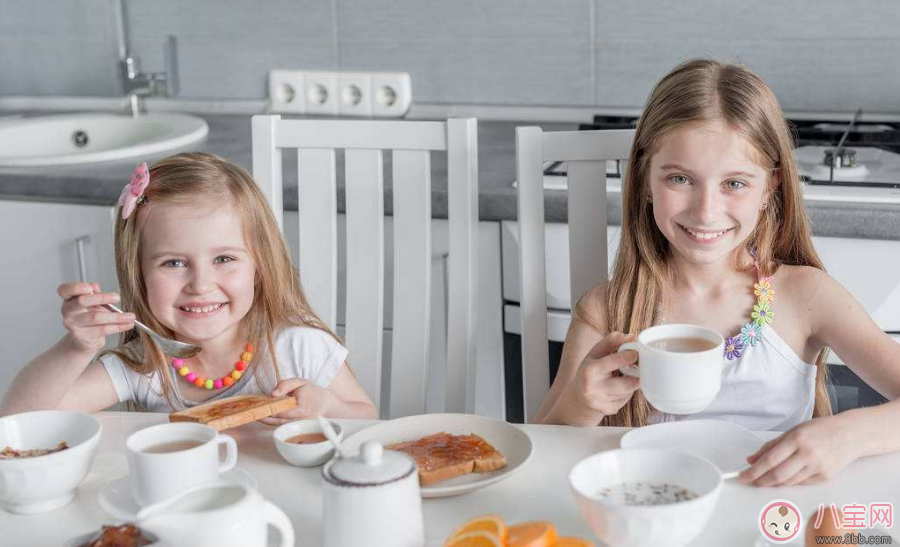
[171,343,254,390]
[723,264,774,361]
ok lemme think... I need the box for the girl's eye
[162,259,185,268]
[784,523,791,531]
[215,255,235,264]
[725,180,746,190]
[669,175,690,185]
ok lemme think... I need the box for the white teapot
[137,481,294,547]
[322,440,424,547]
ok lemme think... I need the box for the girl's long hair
[103,152,340,408]
[601,59,832,427]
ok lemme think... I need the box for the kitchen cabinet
[0,200,118,403]
[283,213,506,419]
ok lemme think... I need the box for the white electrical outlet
[268,70,412,118]
[337,72,372,117]
[371,72,412,117]
[303,70,339,116]
[268,70,306,114]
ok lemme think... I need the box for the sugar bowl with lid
[322,440,424,547]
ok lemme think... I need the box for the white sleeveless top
[649,272,818,432]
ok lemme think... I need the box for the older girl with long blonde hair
[3,153,376,422]
[537,59,900,486]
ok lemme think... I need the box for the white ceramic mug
[138,481,294,547]
[617,324,725,414]
[126,422,237,507]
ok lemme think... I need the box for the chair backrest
[252,116,479,418]
[516,126,634,422]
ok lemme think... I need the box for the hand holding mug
[617,324,725,414]
[568,332,641,418]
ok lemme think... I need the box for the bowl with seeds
[568,447,722,547]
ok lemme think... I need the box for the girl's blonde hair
[105,152,339,408]
[601,59,832,427]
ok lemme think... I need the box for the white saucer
[98,467,257,521]
[620,420,767,479]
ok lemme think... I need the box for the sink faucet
[114,0,179,116]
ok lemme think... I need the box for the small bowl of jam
[65,523,161,547]
[273,419,342,467]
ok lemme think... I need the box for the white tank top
[649,270,818,432]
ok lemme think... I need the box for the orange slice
[557,537,595,547]
[506,521,558,547]
[443,531,504,547]
[446,514,507,544]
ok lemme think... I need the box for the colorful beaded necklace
[723,263,774,361]
[171,343,254,390]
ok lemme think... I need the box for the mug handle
[215,434,238,474]
[264,500,295,547]
[617,341,640,378]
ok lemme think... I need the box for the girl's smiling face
[139,200,256,344]
[648,118,774,265]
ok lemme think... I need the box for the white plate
[98,467,257,521]
[620,420,767,479]
[341,413,533,498]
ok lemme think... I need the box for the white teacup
[618,324,725,414]
[126,422,237,507]
[138,481,294,547]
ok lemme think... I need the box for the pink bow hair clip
[119,162,150,219]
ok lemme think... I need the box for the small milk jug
[322,441,424,547]
[138,481,294,547]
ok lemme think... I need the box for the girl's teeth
[685,227,729,240]
[181,303,224,313]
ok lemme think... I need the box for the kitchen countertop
[2,113,900,240]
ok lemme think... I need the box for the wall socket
[268,70,411,118]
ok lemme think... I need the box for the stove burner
[823,148,858,169]
[579,109,900,188]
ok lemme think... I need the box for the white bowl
[569,448,723,547]
[273,419,341,467]
[0,410,102,514]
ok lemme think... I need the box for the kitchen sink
[0,112,208,167]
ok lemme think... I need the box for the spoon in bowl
[317,416,349,459]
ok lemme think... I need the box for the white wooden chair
[516,127,635,422]
[251,116,479,418]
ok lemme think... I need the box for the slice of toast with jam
[386,432,507,486]
[169,394,296,431]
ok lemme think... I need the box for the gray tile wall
[3,0,899,112]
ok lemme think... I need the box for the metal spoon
[103,303,201,358]
[317,416,349,459]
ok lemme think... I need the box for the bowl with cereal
[568,447,722,547]
[0,410,102,514]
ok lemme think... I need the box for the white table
[5,412,899,546]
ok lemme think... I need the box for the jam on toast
[169,394,296,431]
[386,432,507,486]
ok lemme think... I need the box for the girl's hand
[58,282,135,353]
[739,414,863,487]
[260,378,339,426]
[564,332,640,419]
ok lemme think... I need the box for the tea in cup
[618,324,724,414]
[126,422,238,507]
